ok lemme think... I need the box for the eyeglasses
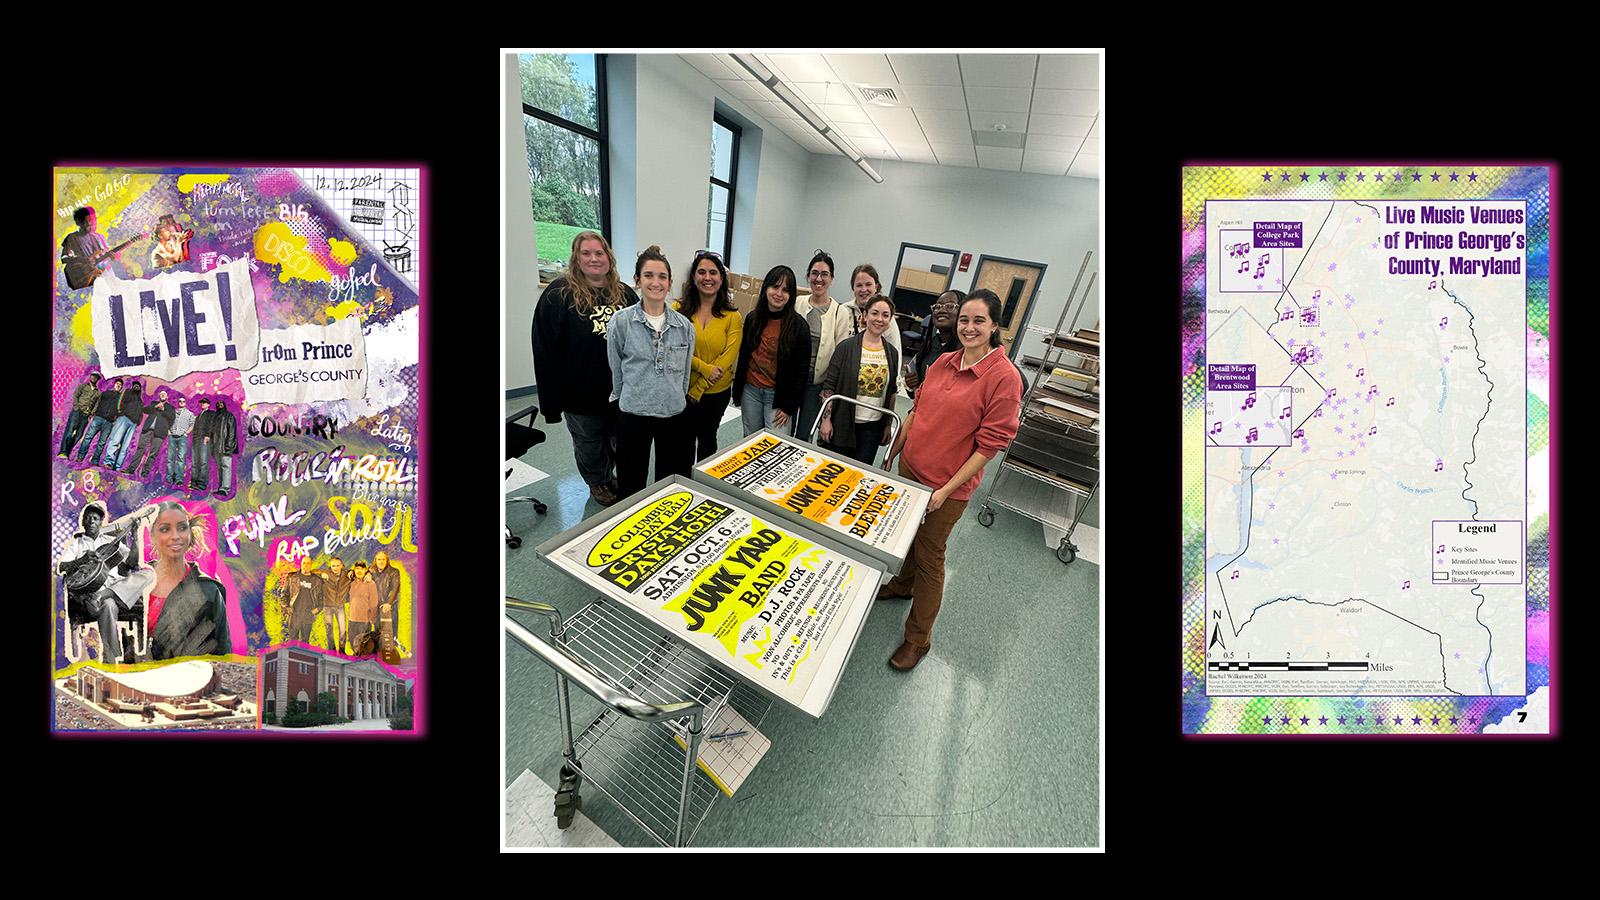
[807,269,832,279]
[693,249,724,264]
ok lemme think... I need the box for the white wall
[790,156,1099,337]
[505,52,541,392]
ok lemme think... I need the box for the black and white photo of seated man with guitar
[59,206,146,290]
[57,500,159,663]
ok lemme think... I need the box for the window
[520,53,608,281]
[707,114,740,262]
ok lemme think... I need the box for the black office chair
[506,402,548,549]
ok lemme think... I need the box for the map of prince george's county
[1204,199,1526,697]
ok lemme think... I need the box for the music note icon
[1238,260,1249,273]
[1244,392,1257,409]
[1293,428,1305,439]
[1326,388,1337,399]
[1211,421,1223,435]
[1313,407,1324,418]
[1434,459,1444,472]
[1279,405,1292,420]
[1402,580,1411,590]
[1281,309,1294,321]
[1258,253,1270,265]
[1440,317,1449,329]
[1254,266,1265,280]
[1231,570,1240,580]
[1311,290,1321,302]
[1386,397,1396,406]
[1246,428,1258,443]
[1436,544,1445,554]
[1428,280,1436,290]
[1356,367,1364,378]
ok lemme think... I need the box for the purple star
[1431,172,1441,181]
[1263,715,1273,725]
[1449,716,1458,724]
[1355,217,1362,223]
[1411,172,1422,182]
[1468,171,1478,182]
[1356,172,1366,181]
[1330,472,1338,479]
[1394,716,1403,725]
[1443,355,1451,363]
[1319,172,1329,181]
[1337,450,1344,458]
[1268,502,1276,510]
[1300,446,1308,454]
[1469,716,1478,724]
[1358,441,1364,448]
[1234,422,1241,430]
[1275,278,1283,285]
[1371,242,1378,249]
[1431,716,1440,725]
[1374,172,1384,182]
[1372,330,1378,336]
[1300,716,1310,725]
[1358,331,1366,340]
[1355,716,1364,724]
[1318,716,1328,725]
[1263,171,1274,182]
[1319,330,1326,337]
[1344,342,1351,349]
[1454,652,1461,659]
[1255,283,1264,291]
[1338,172,1348,181]
[1328,263,1337,271]
[1279,470,1286,476]
[1338,716,1347,724]
[1273,537,1280,544]
[1277,172,1289,181]
[1395,171,1403,181]
[1300,172,1310,181]
[1377,318,1384,325]
[1319,371,1327,378]
[1281,717,1292,725]
[1450,172,1459,182]
[1344,293,1352,301]
[1412,716,1422,725]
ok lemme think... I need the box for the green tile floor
[505,397,1099,847]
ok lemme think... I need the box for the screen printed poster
[548,482,882,717]
[50,167,422,734]
[698,432,928,563]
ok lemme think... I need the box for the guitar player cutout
[60,206,146,290]
[57,501,159,663]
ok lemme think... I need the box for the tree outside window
[520,53,607,282]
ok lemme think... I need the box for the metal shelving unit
[506,599,773,847]
[977,251,1100,564]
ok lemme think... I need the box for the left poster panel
[50,166,423,734]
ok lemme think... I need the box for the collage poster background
[50,166,423,733]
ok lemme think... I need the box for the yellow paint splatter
[254,221,333,284]
[54,170,164,256]
[327,237,358,266]
[69,302,94,357]
[326,299,364,321]
[177,174,230,193]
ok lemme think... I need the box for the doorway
[968,255,1048,359]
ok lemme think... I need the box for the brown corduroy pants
[880,461,967,648]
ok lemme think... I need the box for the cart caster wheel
[533,501,548,515]
[506,535,522,549]
[555,806,576,829]
[1057,541,1076,565]
[977,508,995,527]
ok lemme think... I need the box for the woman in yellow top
[675,249,744,461]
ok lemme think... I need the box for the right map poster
[1181,164,1554,735]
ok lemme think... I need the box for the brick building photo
[261,645,413,730]
[54,660,257,730]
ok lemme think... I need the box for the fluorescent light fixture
[728,52,881,184]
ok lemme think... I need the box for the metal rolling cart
[807,395,903,457]
[506,599,773,847]
[976,251,1100,564]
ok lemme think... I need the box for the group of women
[531,230,1023,669]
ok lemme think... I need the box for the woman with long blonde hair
[531,230,639,506]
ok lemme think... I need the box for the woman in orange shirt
[676,250,743,461]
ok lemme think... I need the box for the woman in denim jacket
[608,245,695,501]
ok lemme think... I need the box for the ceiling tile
[1079,137,1101,155]
[915,107,972,136]
[1068,153,1100,179]
[1028,112,1096,137]
[964,85,1032,114]
[853,136,899,159]
[767,54,838,84]
[863,106,922,135]
[958,54,1037,87]
[794,82,830,104]
[832,121,883,139]
[967,110,1030,133]
[748,100,798,124]
[976,146,1023,171]
[973,130,1025,150]
[824,54,898,85]
[1088,116,1101,137]
[1024,133,1087,154]
[887,53,962,85]
[1036,54,1098,90]
[716,79,769,102]
[1031,88,1098,117]
[895,83,967,110]
[681,54,739,81]
[889,134,935,158]
[1021,149,1074,175]
[929,140,977,158]
[820,103,871,124]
